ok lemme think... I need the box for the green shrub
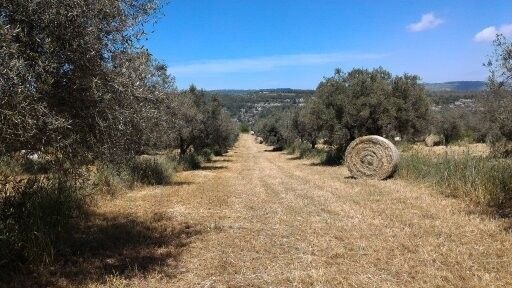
[321,149,343,166]
[199,149,214,162]
[0,156,21,176]
[1,154,53,176]
[0,177,85,278]
[286,142,326,160]
[490,141,512,158]
[95,157,176,194]
[240,123,250,133]
[129,158,174,186]
[212,147,225,156]
[94,165,135,195]
[21,158,51,175]
[398,153,512,216]
[167,153,202,171]
[178,153,202,171]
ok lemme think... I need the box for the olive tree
[293,98,332,149]
[484,34,512,157]
[0,0,166,166]
[314,67,430,158]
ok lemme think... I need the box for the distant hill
[208,81,486,96]
[423,81,486,92]
[208,89,315,96]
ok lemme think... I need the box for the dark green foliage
[253,108,291,149]
[431,109,464,144]
[94,165,135,195]
[21,158,51,175]
[199,149,214,162]
[489,141,512,158]
[201,96,239,156]
[398,153,512,216]
[170,88,238,156]
[484,34,512,157]
[321,148,344,166]
[0,177,85,278]
[177,153,202,171]
[240,123,250,133]
[255,67,431,160]
[130,158,174,186]
[0,1,239,281]
[0,0,171,165]
[315,68,430,153]
[292,97,328,149]
[286,142,327,160]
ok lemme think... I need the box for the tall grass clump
[0,156,21,176]
[287,142,327,160]
[1,154,53,176]
[168,153,202,171]
[398,153,512,216]
[130,158,175,186]
[239,123,250,133]
[199,149,214,162]
[95,157,177,194]
[0,177,86,279]
[94,164,136,195]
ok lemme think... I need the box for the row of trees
[0,0,237,172]
[425,35,512,155]
[0,0,238,279]
[255,67,431,160]
[255,35,512,160]
[484,35,512,157]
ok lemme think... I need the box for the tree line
[255,67,431,162]
[1,0,237,171]
[255,36,512,161]
[0,0,237,280]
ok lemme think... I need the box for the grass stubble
[9,135,512,287]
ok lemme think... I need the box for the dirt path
[91,134,512,287]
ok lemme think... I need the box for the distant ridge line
[206,81,487,94]
[422,81,486,92]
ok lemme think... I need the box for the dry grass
[397,152,512,217]
[408,143,490,157]
[18,134,512,287]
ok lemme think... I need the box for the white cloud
[473,26,499,42]
[474,24,512,42]
[169,52,387,76]
[501,24,512,35]
[408,12,444,32]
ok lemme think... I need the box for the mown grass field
[9,134,510,287]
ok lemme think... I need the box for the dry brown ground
[68,134,511,287]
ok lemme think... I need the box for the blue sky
[144,0,512,89]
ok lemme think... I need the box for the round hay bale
[425,134,445,147]
[345,136,400,180]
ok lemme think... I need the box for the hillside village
[215,82,484,124]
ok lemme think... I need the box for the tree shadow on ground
[9,212,201,287]
[199,166,227,171]
[210,159,233,163]
[307,162,341,167]
[264,147,284,152]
